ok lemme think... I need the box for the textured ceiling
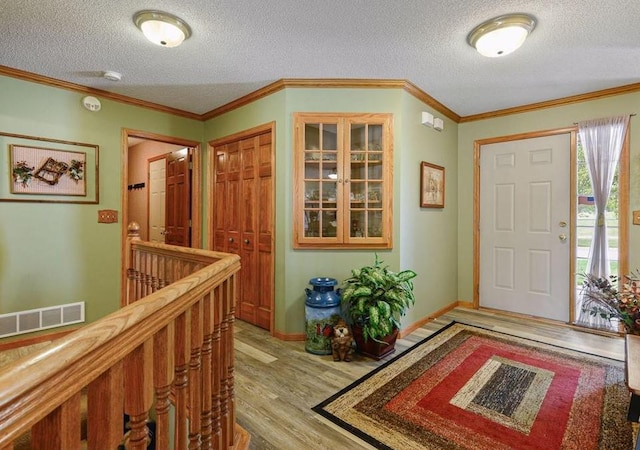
[1,0,639,118]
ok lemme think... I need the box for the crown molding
[201,78,461,122]
[459,81,640,123]
[3,64,639,125]
[0,65,201,120]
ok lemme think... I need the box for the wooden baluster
[150,253,159,292]
[211,284,223,450]
[31,392,82,450]
[125,222,141,306]
[153,324,175,450]
[171,258,180,288]
[134,250,143,302]
[87,361,124,449]
[201,292,215,450]
[157,254,167,289]
[219,278,231,449]
[188,300,204,449]
[227,274,238,447]
[124,341,153,450]
[174,311,191,450]
[141,251,149,298]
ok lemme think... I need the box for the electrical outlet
[634,210,640,225]
[98,209,118,224]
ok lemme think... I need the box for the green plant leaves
[341,254,417,343]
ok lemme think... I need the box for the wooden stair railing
[0,223,245,450]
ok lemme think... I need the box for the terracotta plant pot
[351,324,399,360]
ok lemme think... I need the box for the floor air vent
[0,302,85,338]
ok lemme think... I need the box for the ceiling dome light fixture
[133,10,192,48]
[467,13,536,57]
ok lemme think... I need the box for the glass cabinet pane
[305,181,320,202]
[368,124,383,150]
[304,160,319,179]
[368,182,382,204]
[351,124,366,150]
[304,210,319,237]
[322,124,337,150]
[322,181,337,202]
[322,210,338,237]
[305,124,320,150]
[367,211,383,237]
[350,210,365,238]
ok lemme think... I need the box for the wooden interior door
[166,148,191,247]
[213,127,274,331]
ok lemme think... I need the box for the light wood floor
[234,307,626,450]
[0,307,627,449]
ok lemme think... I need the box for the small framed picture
[420,161,444,208]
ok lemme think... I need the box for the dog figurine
[331,319,354,362]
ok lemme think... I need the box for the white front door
[479,134,571,321]
[148,158,166,243]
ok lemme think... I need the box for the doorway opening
[120,129,202,305]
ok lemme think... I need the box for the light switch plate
[633,210,640,225]
[98,209,118,224]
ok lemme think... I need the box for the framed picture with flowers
[1,131,99,204]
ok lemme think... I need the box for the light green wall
[0,75,203,325]
[398,92,459,323]
[457,93,640,301]
[7,72,635,339]
[204,88,459,334]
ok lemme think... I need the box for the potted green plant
[580,270,640,335]
[341,254,417,359]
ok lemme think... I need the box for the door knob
[244,239,250,244]
[559,233,567,242]
[228,237,234,243]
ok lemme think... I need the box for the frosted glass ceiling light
[134,10,191,48]
[467,14,536,57]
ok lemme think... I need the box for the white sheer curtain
[575,115,629,328]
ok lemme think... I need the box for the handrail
[0,227,242,449]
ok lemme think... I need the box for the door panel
[256,133,274,329]
[480,134,570,321]
[226,143,241,254]
[239,137,258,324]
[166,149,191,247]
[213,148,227,252]
[148,158,166,243]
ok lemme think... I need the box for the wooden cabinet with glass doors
[293,113,393,248]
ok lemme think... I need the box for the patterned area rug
[313,322,634,450]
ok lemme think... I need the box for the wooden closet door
[212,128,273,331]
